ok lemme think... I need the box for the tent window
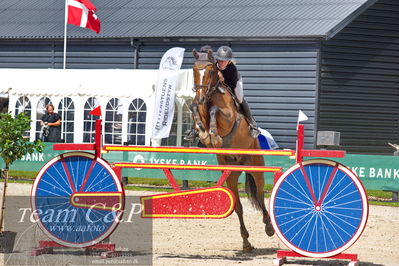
[83,97,100,143]
[105,98,123,145]
[182,99,195,147]
[161,103,178,146]
[35,97,51,140]
[127,98,146,145]
[58,97,75,143]
[15,96,32,137]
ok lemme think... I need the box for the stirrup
[184,129,197,142]
[249,126,260,138]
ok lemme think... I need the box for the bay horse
[191,49,275,252]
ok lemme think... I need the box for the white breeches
[235,77,244,104]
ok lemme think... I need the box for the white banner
[151,47,185,141]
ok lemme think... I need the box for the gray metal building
[0,0,398,154]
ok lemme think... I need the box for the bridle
[193,60,218,104]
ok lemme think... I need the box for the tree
[0,112,44,232]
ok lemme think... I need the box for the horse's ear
[192,49,199,60]
[207,50,214,62]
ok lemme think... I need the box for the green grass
[8,170,36,179]
[367,190,394,199]
[367,189,399,207]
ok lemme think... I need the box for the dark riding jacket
[218,61,238,90]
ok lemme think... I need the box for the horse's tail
[245,173,263,211]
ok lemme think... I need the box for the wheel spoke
[320,214,337,250]
[50,162,74,194]
[285,178,314,205]
[38,187,65,197]
[297,213,315,248]
[291,171,314,204]
[325,196,360,208]
[278,187,313,207]
[324,210,359,230]
[306,215,317,251]
[323,171,345,203]
[324,182,357,206]
[323,209,361,221]
[323,212,352,240]
[68,157,77,192]
[275,207,312,218]
[84,166,107,192]
[40,174,70,195]
[279,210,312,231]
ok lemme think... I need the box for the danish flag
[67,0,101,34]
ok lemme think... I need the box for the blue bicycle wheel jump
[270,159,368,258]
[31,152,124,248]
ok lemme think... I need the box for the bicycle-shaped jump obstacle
[31,118,368,265]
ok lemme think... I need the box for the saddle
[216,82,241,114]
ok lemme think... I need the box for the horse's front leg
[191,103,210,146]
[209,105,223,148]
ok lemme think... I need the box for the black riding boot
[240,99,260,138]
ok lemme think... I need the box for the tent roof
[0,69,193,98]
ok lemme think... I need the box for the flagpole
[63,0,68,69]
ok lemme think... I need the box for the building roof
[0,0,377,40]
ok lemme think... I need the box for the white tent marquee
[0,68,194,145]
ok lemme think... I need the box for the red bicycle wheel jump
[270,159,368,258]
[31,152,124,248]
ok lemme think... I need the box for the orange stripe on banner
[104,145,294,156]
[141,187,235,218]
[114,163,282,172]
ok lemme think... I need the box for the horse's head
[192,49,218,104]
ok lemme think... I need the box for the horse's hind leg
[226,171,254,252]
[248,171,275,237]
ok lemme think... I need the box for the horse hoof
[199,132,210,146]
[199,131,209,139]
[243,244,254,253]
[266,223,275,237]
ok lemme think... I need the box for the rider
[214,46,260,138]
[185,46,260,141]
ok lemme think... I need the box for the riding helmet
[215,46,233,61]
